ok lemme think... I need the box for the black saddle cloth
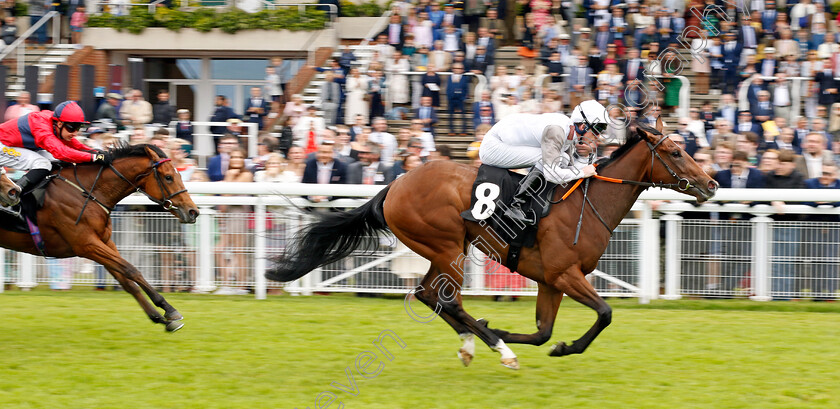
[461,165,557,249]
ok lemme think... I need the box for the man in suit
[446,63,470,135]
[207,135,241,181]
[762,0,778,36]
[467,45,490,76]
[751,91,774,126]
[302,141,348,202]
[476,27,496,67]
[721,31,741,94]
[735,111,762,136]
[795,132,835,179]
[413,96,438,134]
[210,95,238,136]
[815,65,838,108]
[440,23,462,54]
[622,47,646,83]
[244,86,269,130]
[716,93,738,127]
[714,150,765,188]
[377,14,405,50]
[320,71,342,127]
[757,47,778,77]
[569,55,593,107]
[472,90,494,127]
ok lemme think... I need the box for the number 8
[471,182,500,220]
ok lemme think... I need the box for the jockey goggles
[63,122,86,133]
[578,108,607,136]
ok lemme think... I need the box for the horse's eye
[165,175,174,182]
[671,150,681,158]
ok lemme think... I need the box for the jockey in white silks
[478,100,610,224]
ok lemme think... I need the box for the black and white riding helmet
[570,100,609,137]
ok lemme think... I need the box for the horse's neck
[588,148,651,231]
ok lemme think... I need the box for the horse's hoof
[165,320,185,332]
[548,342,569,357]
[165,311,184,321]
[458,348,474,367]
[500,357,519,370]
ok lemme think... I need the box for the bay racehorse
[268,122,718,368]
[0,144,199,332]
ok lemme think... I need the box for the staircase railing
[0,11,62,75]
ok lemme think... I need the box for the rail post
[638,201,659,303]
[195,206,217,293]
[254,201,267,299]
[750,215,773,301]
[17,253,37,290]
[661,211,683,300]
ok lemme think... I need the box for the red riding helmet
[52,101,89,124]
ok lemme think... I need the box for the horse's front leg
[548,266,612,357]
[80,239,184,332]
[482,283,563,346]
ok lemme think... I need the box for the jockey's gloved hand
[92,151,113,164]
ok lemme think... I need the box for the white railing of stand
[0,11,62,74]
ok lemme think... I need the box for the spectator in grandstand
[368,117,397,166]
[714,150,765,189]
[347,142,388,185]
[173,109,193,145]
[540,87,562,114]
[752,90,775,125]
[209,95,238,136]
[119,89,153,128]
[95,92,123,127]
[387,152,423,183]
[168,138,196,182]
[763,149,806,299]
[367,69,386,120]
[676,118,706,158]
[250,134,279,172]
[446,63,470,135]
[264,66,283,104]
[255,152,299,183]
[420,65,441,107]
[712,141,734,173]
[386,50,411,110]
[348,126,370,160]
[2,16,17,46]
[735,132,761,166]
[283,145,306,182]
[214,146,253,295]
[243,86,269,130]
[293,105,326,154]
[413,96,437,134]
[283,94,306,126]
[207,135,240,182]
[4,91,39,121]
[569,55,592,108]
[344,67,369,125]
[429,41,451,72]
[151,89,176,126]
[302,141,347,202]
[795,132,834,179]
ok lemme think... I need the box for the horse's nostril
[8,189,18,198]
[708,180,718,192]
[189,209,200,219]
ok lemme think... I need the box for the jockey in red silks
[0,101,111,197]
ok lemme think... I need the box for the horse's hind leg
[411,265,476,366]
[415,259,520,369]
[82,240,183,331]
[548,266,612,357]
[483,283,564,346]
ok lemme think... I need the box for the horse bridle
[594,135,693,191]
[109,158,188,211]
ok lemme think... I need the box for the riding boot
[504,168,543,225]
[16,168,51,197]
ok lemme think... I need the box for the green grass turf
[1,291,839,409]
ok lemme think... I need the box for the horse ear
[145,145,162,161]
[655,115,664,133]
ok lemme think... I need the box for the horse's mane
[107,142,168,160]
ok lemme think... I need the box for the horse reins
[562,135,693,244]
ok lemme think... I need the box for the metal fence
[2,184,840,303]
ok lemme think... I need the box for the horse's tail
[266,186,391,282]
